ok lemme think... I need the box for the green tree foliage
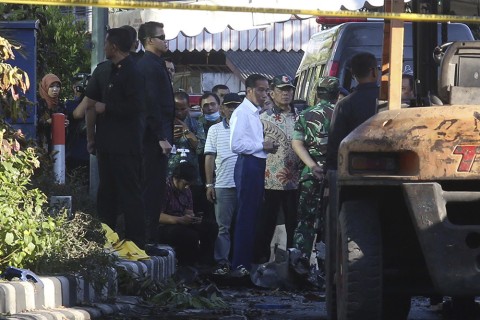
[36,6,91,100]
[0,4,91,101]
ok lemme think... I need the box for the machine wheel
[336,200,382,320]
[383,294,411,319]
[325,203,337,319]
[450,296,477,319]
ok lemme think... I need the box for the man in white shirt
[229,74,279,275]
[204,93,242,275]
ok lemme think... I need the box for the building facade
[109,10,322,94]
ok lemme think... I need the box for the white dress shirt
[229,98,267,159]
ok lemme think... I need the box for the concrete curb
[0,245,176,319]
[5,296,143,320]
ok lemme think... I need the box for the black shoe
[212,264,230,276]
[230,265,250,278]
[291,257,310,276]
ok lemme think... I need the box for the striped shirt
[204,119,238,188]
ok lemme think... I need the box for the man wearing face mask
[198,92,222,134]
[193,92,222,226]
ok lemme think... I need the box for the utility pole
[89,7,108,199]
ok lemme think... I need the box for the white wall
[201,73,245,93]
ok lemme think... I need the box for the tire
[450,296,477,320]
[383,294,411,320]
[325,202,337,319]
[336,200,382,320]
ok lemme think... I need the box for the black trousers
[190,185,216,224]
[143,142,168,244]
[97,151,145,248]
[254,189,298,264]
[158,220,218,266]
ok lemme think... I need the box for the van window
[295,71,308,101]
[304,68,316,103]
[296,65,325,104]
[308,65,325,106]
[296,70,309,102]
[295,22,474,105]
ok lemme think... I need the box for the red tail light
[329,61,339,77]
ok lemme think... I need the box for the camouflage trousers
[292,172,323,256]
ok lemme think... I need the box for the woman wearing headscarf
[37,74,67,153]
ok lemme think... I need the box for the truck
[318,1,480,319]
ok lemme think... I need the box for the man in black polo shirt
[137,21,175,244]
[326,52,380,170]
[85,28,146,248]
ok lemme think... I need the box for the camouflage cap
[316,76,340,94]
[272,74,295,88]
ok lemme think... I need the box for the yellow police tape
[3,0,480,23]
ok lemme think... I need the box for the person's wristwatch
[183,129,190,135]
[205,183,214,188]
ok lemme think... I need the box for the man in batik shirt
[254,74,301,264]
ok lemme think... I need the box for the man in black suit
[85,28,146,248]
[137,21,175,243]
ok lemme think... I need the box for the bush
[0,120,115,291]
[0,123,56,268]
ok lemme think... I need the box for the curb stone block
[1,245,176,318]
[0,283,17,313]
[116,245,176,282]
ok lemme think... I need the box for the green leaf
[5,232,14,245]
[24,242,35,255]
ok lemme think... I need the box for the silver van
[294,22,474,106]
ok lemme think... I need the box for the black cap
[223,93,242,105]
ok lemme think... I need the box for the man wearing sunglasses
[137,21,175,244]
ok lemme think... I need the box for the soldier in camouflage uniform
[291,76,340,260]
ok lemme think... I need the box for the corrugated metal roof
[225,51,304,81]
[169,17,321,52]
